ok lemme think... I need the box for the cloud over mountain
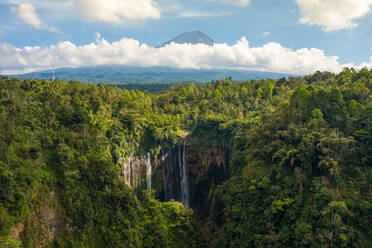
[1,34,369,75]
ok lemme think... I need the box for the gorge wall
[120,153,152,192]
[119,140,230,216]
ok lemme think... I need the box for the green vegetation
[12,65,290,86]
[0,67,371,247]
[0,78,203,247]
[113,83,181,93]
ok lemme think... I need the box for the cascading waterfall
[160,144,190,207]
[145,153,152,191]
[120,144,229,211]
[181,142,189,207]
[122,157,132,188]
[121,154,153,191]
[161,151,169,201]
[178,145,183,204]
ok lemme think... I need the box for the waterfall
[121,154,153,191]
[146,153,152,191]
[157,144,231,211]
[161,151,169,201]
[181,142,189,207]
[159,144,190,207]
[122,157,132,188]
[178,145,183,205]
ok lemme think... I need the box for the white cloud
[4,0,76,21]
[178,10,230,18]
[262,32,271,37]
[296,0,372,31]
[11,3,60,32]
[74,0,161,23]
[207,0,251,7]
[358,56,372,68]
[0,34,369,75]
[11,4,43,29]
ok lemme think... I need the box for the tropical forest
[0,68,371,248]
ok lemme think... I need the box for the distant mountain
[5,31,297,87]
[159,31,215,47]
[9,65,293,85]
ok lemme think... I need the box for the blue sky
[0,0,372,75]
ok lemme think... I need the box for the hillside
[8,66,292,88]
[0,68,371,247]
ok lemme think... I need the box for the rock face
[11,191,66,248]
[120,141,230,217]
[157,143,190,206]
[35,204,65,246]
[159,31,216,47]
[186,146,230,216]
[120,153,152,191]
[155,145,230,211]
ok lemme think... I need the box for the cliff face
[120,153,152,192]
[157,144,190,206]
[120,140,230,217]
[10,191,66,248]
[186,146,230,216]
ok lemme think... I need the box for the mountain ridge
[8,65,293,86]
[159,31,215,47]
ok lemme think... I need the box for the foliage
[0,77,200,247]
[0,67,371,247]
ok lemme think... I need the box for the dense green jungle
[0,68,371,248]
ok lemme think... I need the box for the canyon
[120,138,230,216]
